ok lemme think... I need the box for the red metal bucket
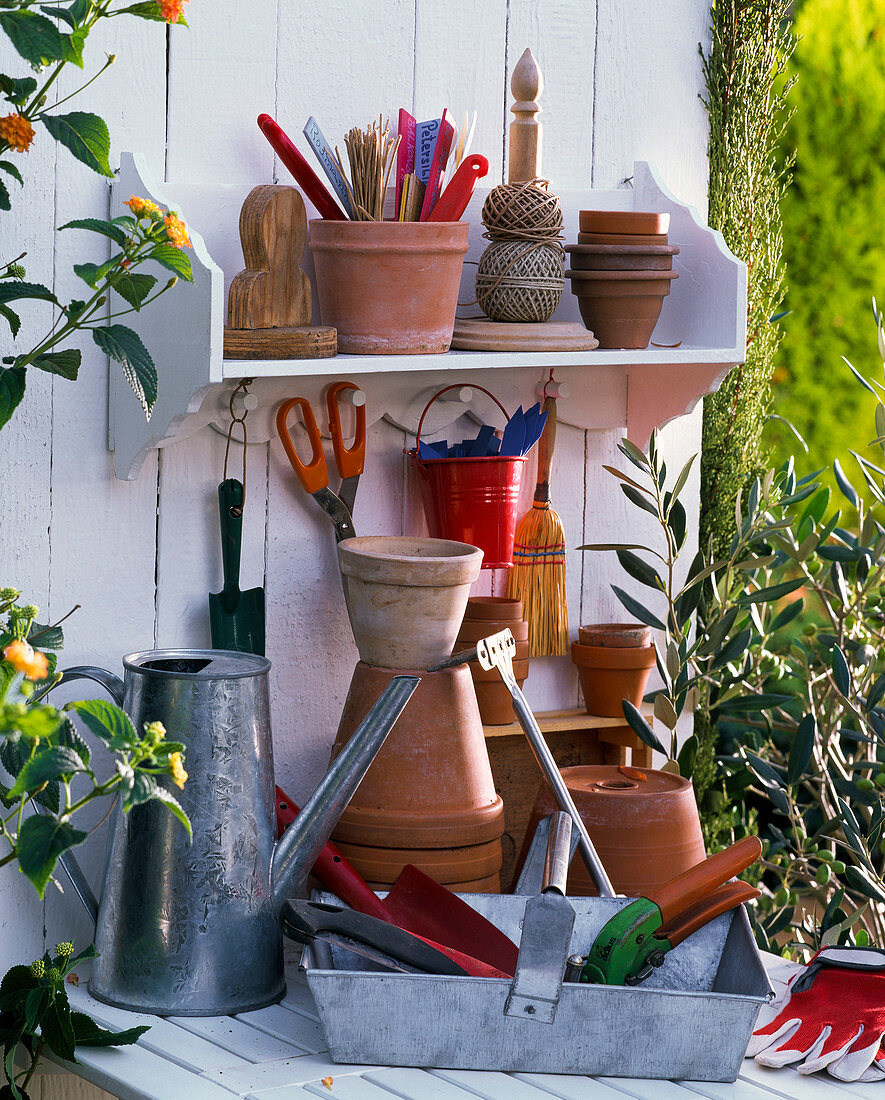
[410,385,527,569]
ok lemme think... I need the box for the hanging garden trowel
[209,478,266,655]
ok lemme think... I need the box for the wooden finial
[508,47,543,184]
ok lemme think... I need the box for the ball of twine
[475,240,565,323]
[481,178,563,242]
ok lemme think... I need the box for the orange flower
[164,212,190,249]
[0,113,35,153]
[3,639,49,681]
[125,195,160,217]
[158,0,188,22]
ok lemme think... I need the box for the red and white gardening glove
[746,947,885,1082]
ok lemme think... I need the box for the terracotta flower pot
[469,651,528,680]
[577,622,652,648]
[334,837,503,886]
[456,618,529,644]
[578,210,670,235]
[565,242,679,272]
[309,219,469,354]
[515,765,706,896]
[329,661,504,849]
[577,231,669,247]
[571,640,656,717]
[472,679,526,725]
[463,596,524,621]
[566,269,678,350]
[338,536,483,669]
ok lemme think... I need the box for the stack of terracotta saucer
[565,210,679,348]
[455,597,529,725]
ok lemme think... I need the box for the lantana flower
[3,639,49,681]
[168,751,188,789]
[125,195,160,217]
[159,0,188,22]
[164,212,190,249]
[0,113,35,153]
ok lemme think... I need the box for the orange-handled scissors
[276,382,366,542]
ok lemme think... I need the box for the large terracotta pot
[571,640,656,717]
[515,765,706,896]
[338,536,483,669]
[329,659,503,844]
[309,219,469,354]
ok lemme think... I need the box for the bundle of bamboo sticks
[336,116,400,221]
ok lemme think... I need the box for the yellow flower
[3,639,49,681]
[30,960,45,978]
[164,212,190,249]
[159,0,188,23]
[145,720,166,743]
[0,113,34,153]
[169,752,188,790]
[125,195,160,217]
[55,942,73,957]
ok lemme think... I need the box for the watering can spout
[271,673,420,910]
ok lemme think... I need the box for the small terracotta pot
[456,618,529,644]
[366,872,501,894]
[515,765,706,896]
[338,536,483,669]
[329,661,504,849]
[578,623,652,648]
[334,837,503,886]
[463,596,524,621]
[473,679,526,725]
[566,269,678,350]
[571,640,656,717]
[577,231,669,247]
[565,243,679,272]
[470,653,528,680]
[578,210,670,235]
[309,219,469,354]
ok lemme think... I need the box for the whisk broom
[507,386,569,656]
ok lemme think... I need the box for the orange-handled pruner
[276,383,366,543]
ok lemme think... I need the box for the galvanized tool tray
[301,891,772,1082]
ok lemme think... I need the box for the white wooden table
[47,954,880,1100]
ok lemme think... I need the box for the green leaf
[39,112,112,177]
[833,460,859,508]
[58,24,85,66]
[668,499,687,551]
[832,645,851,697]
[26,621,63,651]
[70,699,136,751]
[0,74,37,106]
[668,453,697,506]
[115,1,188,23]
[0,966,36,1011]
[122,770,156,811]
[0,11,66,65]
[0,364,25,430]
[59,217,129,246]
[621,700,666,755]
[708,628,752,672]
[736,577,805,606]
[40,996,75,1062]
[787,714,816,784]
[0,281,56,305]
[7,745,86,798]
[113,272,156,311]
[769,598,804,632]
[717,693,792,713]
[69,1011,149,1047]
[24,986,49,1034]
[148,243,193,282]
[41,5,77,30]
[92,325,157,417]
[31,348,80,381]
[0,303,20,337]
[0,159,22,185]
[16,815,87,897]
[617,438,650,472]
[611,585,665,631]
[56,715,88,768]
[866,670,885,711]
[0,177,9,212]
[72,261,100,288]
[844,865,885,904]
[147,785,191,840]
[619,483,659,517]
[615,549,663,591]
[817,545,863,562]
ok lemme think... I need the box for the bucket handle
[414,384,510,450]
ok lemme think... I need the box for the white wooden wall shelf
[109,154,746,480]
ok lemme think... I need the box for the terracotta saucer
[577,231,669,246]
[579,209,670,235]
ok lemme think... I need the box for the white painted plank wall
[0,11,711,1098]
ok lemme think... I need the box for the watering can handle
[30,665,126,923]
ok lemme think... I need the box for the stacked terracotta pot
[328,536,507,893]
[455,597,529,725]
[570,622,656,717]
[565,210,679,349]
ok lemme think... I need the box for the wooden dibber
[223,185,336,359]
[508,47,543,184]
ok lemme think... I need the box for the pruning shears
[579,836,762,986]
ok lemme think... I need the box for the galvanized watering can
[46,649,418,1016]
